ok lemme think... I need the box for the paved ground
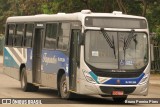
[0,56,3,74]
[0,55,2,65]
[0,72,160,107]
[149,74,160,86]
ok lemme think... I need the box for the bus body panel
[3,46,69,89]
[26,48,69,88]
[3,47,27,80]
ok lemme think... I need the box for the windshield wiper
[100,28,116,59]
[123,29,137,60]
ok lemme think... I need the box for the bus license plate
[112,91,124,95]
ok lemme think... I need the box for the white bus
[3,10,150,102]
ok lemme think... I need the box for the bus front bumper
[78,79,149,96]
[96,82,149,96]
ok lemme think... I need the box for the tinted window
[58,23,70,50]
[24,24,34,47]
[6,24,15,46]
[44,23,58,49]
[15,24,24,46]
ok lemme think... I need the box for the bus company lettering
[43,53,57,65]
[43,53,65,65]
[58,57,65,62]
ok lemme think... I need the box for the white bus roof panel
[6,10,146,23]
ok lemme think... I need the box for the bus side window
[57,23,70,50]
[6,24,15,46]
[24,24,34,47]
[44,23,58,49]
[14,24,24,47]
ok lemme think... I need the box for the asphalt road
[0,72,160,107]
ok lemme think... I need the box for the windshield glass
[85,30,148,70]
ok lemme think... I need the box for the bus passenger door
[69,30,80,91]
[32,28,44,84]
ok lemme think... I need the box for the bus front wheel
[59,74,72,99]
[20,68,39,92]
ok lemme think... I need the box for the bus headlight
[83,70,97,84]
[139,74,149,85]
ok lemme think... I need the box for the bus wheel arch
[20,64,39,92]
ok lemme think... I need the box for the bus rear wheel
[59,74,72,99]
[112,95,127,103]
[20,68,39,92]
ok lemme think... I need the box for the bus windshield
[85,30,148,70]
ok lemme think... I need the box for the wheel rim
[21,73,25,88]
[62,80,67,94]
[61,79,68,97]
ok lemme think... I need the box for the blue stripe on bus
[89,70,145,85]
[41,49,69,74]
[102,73,145,85]
[26,49,69,75]
[3,48,19,68]
[89,71,99,83]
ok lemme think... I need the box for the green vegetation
[0,0,160,41]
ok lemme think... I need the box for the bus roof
[6,10,146,23]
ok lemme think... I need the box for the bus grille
[100,86,136,94]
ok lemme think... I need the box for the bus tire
[59,74,72,99]
[112,95,127,103]
[20,67,39,92]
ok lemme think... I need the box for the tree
[116,0,127,14]
[0,0,160,36]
